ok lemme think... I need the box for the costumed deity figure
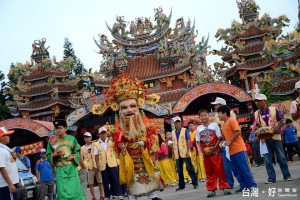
[46,120,85,200]
[102,74,162,200]
[164,131,178,181]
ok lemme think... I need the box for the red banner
[20,141,44,156]
[153,118,165,135]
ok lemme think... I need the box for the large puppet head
[103,74,160,140]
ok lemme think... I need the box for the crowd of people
[1,77,300,200]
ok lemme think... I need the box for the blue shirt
[35,159,54,182]
[283,126,298,144]
[249,132,258,143]
[20,155,31,168]
[175,128,190,141]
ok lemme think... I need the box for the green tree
[0,70,12,120]
[63,38,87,76]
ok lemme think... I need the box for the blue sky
[0,0,298,79]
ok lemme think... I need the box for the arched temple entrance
[173,82,253,114]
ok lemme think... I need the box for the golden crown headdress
[94,74,160,112]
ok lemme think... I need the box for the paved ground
[87,161,300,200]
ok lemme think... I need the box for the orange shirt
[222,117,246,156]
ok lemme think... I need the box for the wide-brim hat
[0,127,14,137]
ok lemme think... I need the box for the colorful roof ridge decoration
[262,30,300,62]
[173,82,252,113]
[94,7,212,90]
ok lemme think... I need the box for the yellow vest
[81,144,94,170]
[172,128,190,159]
[254,107,281,140]
[92,140,118,171]
[291,100,300,138]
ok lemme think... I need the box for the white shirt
[0,146,19,187]
[94,138,109,155]
[195,123,221,143]
[85,144,92,153]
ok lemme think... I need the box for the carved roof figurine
[94,7,210,106]
[7,39,84,121]
[31,38,50,64]
[212,0,291,92]
[236,0,260,24]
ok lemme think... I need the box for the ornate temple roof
[18,98,71,111]
[269,77,300,95]
[158,88,187,105]
[20,84,78,97]
[22,65,70,81]
[94,54,192,87]
[7,38,81,119]
[93,7,211,88]
[224,58,273,77]
[213,0,290,79]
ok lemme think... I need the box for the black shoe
[235,188,243,194]
[193,185,198,189]
[152,198,162,200]
[175,187,185,191]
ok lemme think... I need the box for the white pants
[129,191,157,200]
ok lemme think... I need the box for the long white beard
[119,112,146,140]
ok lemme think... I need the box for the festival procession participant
[93,127,123,200]
[15,146,31,172]
[253,94,292,184]
[165,131,178,181]
[171,116,198,191]
[35,148,55,200]
[78,145,88,199]
[0,127,21,200]
[11,147,17,161]
[46,119,85,200]
[211,97,235,189]
[217,105,257,193]
[188,121,205,182]
[196,109,231,198]
[282,119,300,163]
[99,74,162,200]
[157,134,177,186]
[182,122,197,183]
[81,131,104,200]
[290,80,300,146]
[249,130,265,167]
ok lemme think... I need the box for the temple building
[212,0,290,95]
[7,39,82,121]
[260,3,300,97]
[93,7,212,108]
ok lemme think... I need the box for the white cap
[84,132,92,137]
[172,116,181,122]
[295,81,300,89]
[211,97,226,105]
[40,148,47,154]
[254,93,267,101]
[98,127,107,134]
